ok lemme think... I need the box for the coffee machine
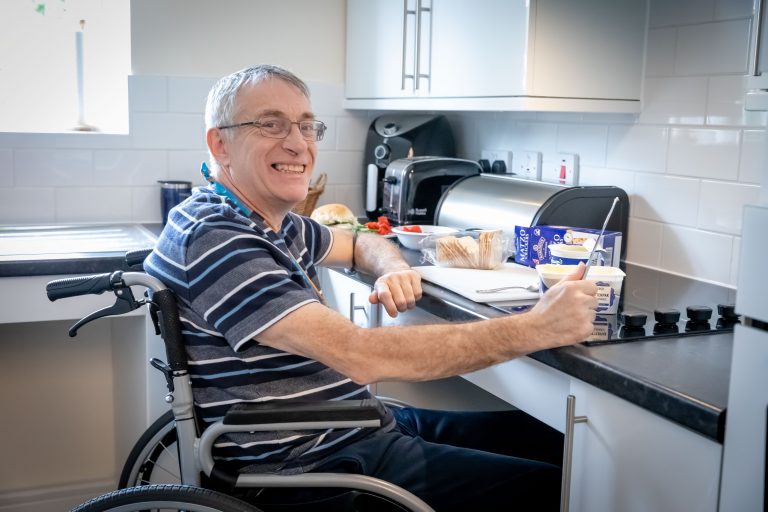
[364,114,455,220]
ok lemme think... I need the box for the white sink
[0,224,157,260]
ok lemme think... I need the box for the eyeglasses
[217,116,327,142]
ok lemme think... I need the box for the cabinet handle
[401,0,416,90]
[416,0,432,91]
[349,292,369,325]
[751,0,765,76]
[561,394,588,512]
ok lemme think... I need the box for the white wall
[0,0,763,288]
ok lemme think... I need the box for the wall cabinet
[345,0,647,113]
[464,359,721,512]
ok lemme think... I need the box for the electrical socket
[555,153,579,186]
[515,151,542,180]
[481,149,513,174]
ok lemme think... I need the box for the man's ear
[207,128,230,168]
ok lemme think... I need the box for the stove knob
[383,176,398,184]
[622,311,647,328]
[382,123,399,136]
[686,305,713,323]
[654,309,680,325]
[717,304,739,320]
[374,144,391,160]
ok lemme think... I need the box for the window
[0,0,131,134]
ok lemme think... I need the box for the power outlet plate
[515,151,542,180]
[555,153,579,186]
[481,149,513,174]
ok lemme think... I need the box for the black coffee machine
[364,114,455,220]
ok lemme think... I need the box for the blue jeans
[244,407,563,511]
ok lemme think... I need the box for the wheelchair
[46,249,434,512]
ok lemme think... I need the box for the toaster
[382,157,481,225]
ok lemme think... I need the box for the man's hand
[369,269,423,317]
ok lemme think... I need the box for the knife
[583,197,619,280]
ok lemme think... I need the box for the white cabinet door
[318,267,377,327]
[567,379,721,512]
[429,0,529,97]
[346,0,416,99]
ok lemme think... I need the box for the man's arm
[320,228,422,317]
[256,264,598,385]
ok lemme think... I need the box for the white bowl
[391,225,458,250]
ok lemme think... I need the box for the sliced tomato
[400,225,422,233]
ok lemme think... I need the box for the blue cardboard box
[514,225,622,268]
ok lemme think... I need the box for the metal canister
[158,180,192,225]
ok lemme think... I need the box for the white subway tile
[0,187,55,224]
[336,115,370,152]
[14,149,93,187]
[0,133,58,149]
[578,166,636,195]
[131,186,163,224]
[513,122,558,154]
[668,127,740,179]
[645,28,677,77]
[309,81,347,117]
[93,150,168,186]
[707,76,768,127]
[168,150,210,184]
[476,117,523,152]
[556,124,608,166]
[714,0,754,19]
[128,75,167,113]
[633,173,700,226]
[316,185,338,207]
[0,149,13,188]
[675,19,751,75]
[698,180,761,234]
[639,77,707,125]
[627,218,663,267]
[314,151,364,186]
[131,112,206,150]
[739,129,767,183]
[606,125,669,172]
[167,77,216,113]
[649,0,714,27]
[334,184,365,216]
[661,225,733,284]
[730,236,741,287]
[55,187,132,223]
[53,133,134,149]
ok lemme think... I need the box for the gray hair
[205,64,311,132]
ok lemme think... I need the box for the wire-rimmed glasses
[217,116,327,141]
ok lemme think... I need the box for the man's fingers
[561,261,586,282]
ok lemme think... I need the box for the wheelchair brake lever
[67,285,141,337]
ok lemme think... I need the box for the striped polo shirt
[144,186,394,473]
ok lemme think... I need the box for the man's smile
[273,163,306,174]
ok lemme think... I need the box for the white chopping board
[413,263,540,303]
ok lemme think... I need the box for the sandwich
[310,203,359,229]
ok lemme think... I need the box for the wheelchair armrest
[222,399,387,426]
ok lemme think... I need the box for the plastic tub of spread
[536,264,625,314]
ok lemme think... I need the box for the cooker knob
[382,123,399,136]
[717,304,738,320]
[374,144,391,160]
[654,308,680,325]
[621,311,647,327]
[383,176,398,184]
[686,305,713,323]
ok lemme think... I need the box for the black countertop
[1,225,731,443]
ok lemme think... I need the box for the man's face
[217,78,318,213]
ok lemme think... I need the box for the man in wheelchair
[142,64,598,511]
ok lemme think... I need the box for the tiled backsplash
[0,0,763,287]
[0,75,371,227]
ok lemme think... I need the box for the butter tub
[536,264,625,314]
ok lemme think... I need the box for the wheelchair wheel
[119,411,181,487]
[71,484,263,511]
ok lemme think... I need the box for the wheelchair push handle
[125,248,153,267]
[46,272,116,301]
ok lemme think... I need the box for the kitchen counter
[0,225,731,442]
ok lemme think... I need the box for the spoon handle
[583,197,619,280]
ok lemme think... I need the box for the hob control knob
[654,309,680,325]
[686,305,712,323]
[383,176,398,184]
[382,123,399,136]
[622,311,647,328]
[717,304,738,319]
[374,144,391,160]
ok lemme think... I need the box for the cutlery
[583,197,619,280]
[475,284,539,294]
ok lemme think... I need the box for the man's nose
[282,123,310,150]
